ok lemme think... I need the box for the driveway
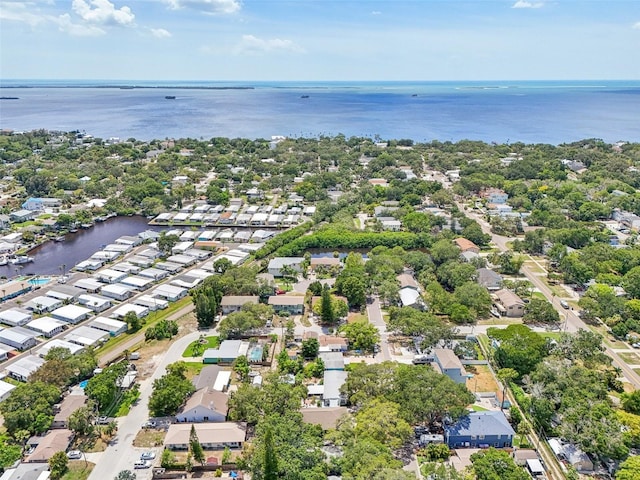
[366,296,392,362]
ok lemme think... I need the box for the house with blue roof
[21,197,61,211]
[444,411,515,449]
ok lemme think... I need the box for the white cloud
[371,11,381,15]
[56,13,106,36]
[0,1,49,26]
[71,0,135,26]
[235,34,305,54]
[512,1,544,8]
[164,0,241,14]
[633,22,640,29]
[150,28,172,38]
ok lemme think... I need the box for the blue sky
[1,0,639,81]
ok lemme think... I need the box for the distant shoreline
[0,85,256,90]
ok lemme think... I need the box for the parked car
[560,300,570,309]
[142,420,157,429]
[66,450,82,460]
[134,460,152,469]
[140,451,156,460]
[96,416,109,425]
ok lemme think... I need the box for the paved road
[88,328,206,480]
[460,202,640,389]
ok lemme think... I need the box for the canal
[0,216,165,277]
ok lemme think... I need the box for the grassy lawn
[618,352,640,364]
[133,428,167,448]
[470,404,489,411]
[539,332,562,340]
[96,296,192,357]
[183,362,206,379]
[62,461,95,480]
[465,364,499,393]
[182,335,220,357]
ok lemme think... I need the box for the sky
[1,0,639,81]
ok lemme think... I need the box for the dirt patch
[465,364,499,393]
[133,428,167,448]
[133,312,198,380]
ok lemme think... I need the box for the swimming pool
[28,277,51,286]
[249,346,263,363]
[79,380,88,389]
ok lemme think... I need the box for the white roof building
[133,295,169,311]
[119,275,154,291]
[0,379,16,402]
[166,254,197,266]
[111,262,141,274]
[0,326,38,351]
[87,316,128,336]
[73,278,105,293]
[24,296,63,314]
[64,325,109,347]
[6,354,44,381]
[93,268,128,284]
[26,316,67,338]
[46,285,83,302]
[51,305,92,324]
[152,284,188,301]
[100,283,133,301]
[77,294,112,312]
[137,268,169,280]
[113,304,149,319]
[37,339,84,357]
[0,308,32,327]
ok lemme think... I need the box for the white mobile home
[0,326,38,351]
[113,304,149,319]
[37,339,84,358]
[90,250,121,262]
[152,284,188,302]
[155,261,183,273]
[172,241,194,254]
[46,285,83,302]
[0,379,16,402]
[93,268,128,284]
[73,278,104,293]
[0,308,32,327]
[24,296,63,314]
[170,275,202,290]
[166,254,197,266]
[26,316,67,338]
[133,295,169,311]
[126,255,154,268]
[6,355,44,381]
[87,316,128,336]
[75,259,104,272]
[51,305,92,324]
[137,267,169,281]
[100,283,133,301]
[119,275,154,291]
[64,326,109,347]
[111,262,142,274]
[78,294,112,312]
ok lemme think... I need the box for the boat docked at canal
[10,255,34,265]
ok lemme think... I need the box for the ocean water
[1,80,639,144]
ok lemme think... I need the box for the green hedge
[254,222,314,259]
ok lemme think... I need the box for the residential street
[88,328,205,480]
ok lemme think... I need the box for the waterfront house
[9,209,35,223]
[175,388,229,423]
[6,354,44,381]
[164,422,247,451]
[0,326,38,351]
[220,295,260,315]
[26,316,67,338]
[21,197,62,211]
[432,348,467,384]
[268,295,304,315]
[51,305,92,324]
[445,411,515,449]
[267,257,304,277]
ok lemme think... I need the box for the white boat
[10,256,34,265]
[0,256,7,266]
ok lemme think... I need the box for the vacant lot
[465,364,498,393]
[133,428,167,448]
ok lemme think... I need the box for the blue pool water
[28,278,50,286]
[249,346,263,362]
[79,380,88,389]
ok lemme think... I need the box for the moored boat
[10,255,34,265]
